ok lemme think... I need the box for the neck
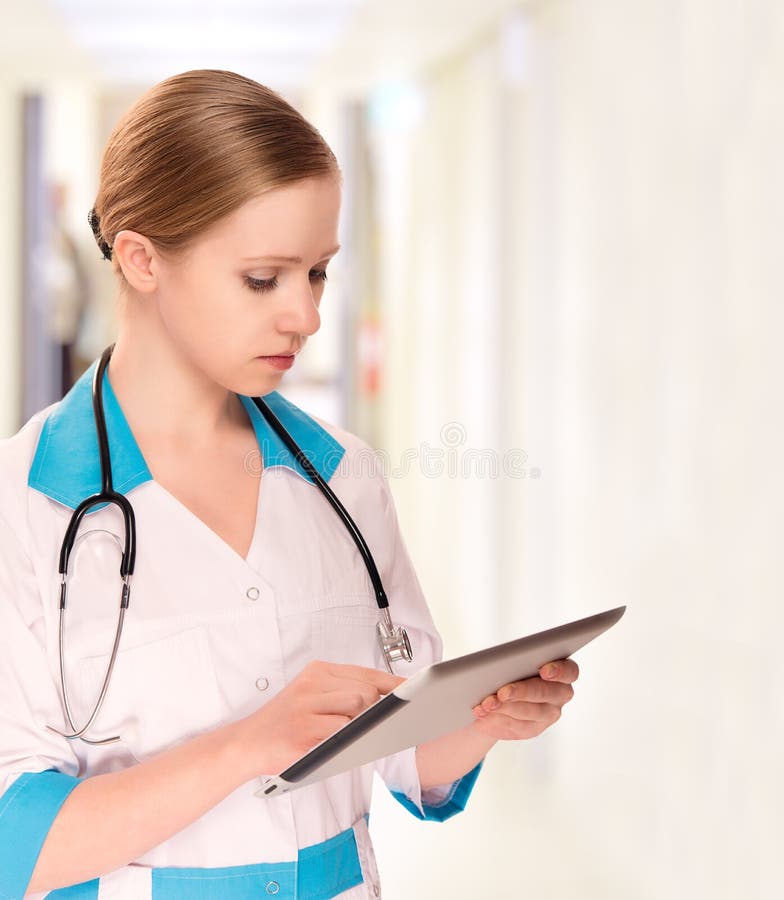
[107,300,249,448]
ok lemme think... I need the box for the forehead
[214,177,341,250]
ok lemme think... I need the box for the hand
[470,658,579,740]
[236,660,405,777]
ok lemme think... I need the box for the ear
[112,229,160,293]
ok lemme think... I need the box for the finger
[472,710,553,741]
[312,713,353,740]
[322,662,406,693]
[539,658,580,683]
[474,700,563,725]
[495,678,574,705]
[323,676,383,704]
[292,712,354,750]
[322,676,390,713]
[313,690,380,718]
[479,693,501,713]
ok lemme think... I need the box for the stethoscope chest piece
[376,608,413,671]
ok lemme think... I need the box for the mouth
[258,354,297,370]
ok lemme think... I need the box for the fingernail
[542,664,558,679]
[486,698,500,710]
[498,687,511,702]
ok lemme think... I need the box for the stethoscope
[47,343,412,746]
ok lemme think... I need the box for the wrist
[416,724,497,790]
[218,716,267,786]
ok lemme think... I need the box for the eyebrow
[241,245,341,263]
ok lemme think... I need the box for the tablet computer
[255,604,626,797]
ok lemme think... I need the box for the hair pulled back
[88,69,340,275]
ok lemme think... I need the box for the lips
[260,354,296,370]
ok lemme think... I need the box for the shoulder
[308,412,373,457]
[304,410,392,501]
[310,412,385,469]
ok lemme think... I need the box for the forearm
[27,718,255,893]
[415,724,497,790]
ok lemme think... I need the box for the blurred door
[22,93,61,421]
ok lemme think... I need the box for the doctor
[0,69,578,899]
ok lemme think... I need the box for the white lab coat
[0,360,482,899]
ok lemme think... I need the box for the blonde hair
[89,69,340,278]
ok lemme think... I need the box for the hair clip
[87,207,113,261]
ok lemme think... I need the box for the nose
[278,279,321,338]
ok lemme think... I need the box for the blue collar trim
[239,391,346,485]
[28,359,346,510]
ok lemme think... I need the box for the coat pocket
[310,595,385,671]
[75,625,227,763]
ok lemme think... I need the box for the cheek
[158,271,242,352]
[155,275,274,391]
[156,283,236,387]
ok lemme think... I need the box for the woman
[0,69,578,898]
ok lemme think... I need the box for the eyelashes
[245,269,328,294]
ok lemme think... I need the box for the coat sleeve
[0,504,85,898]
[370,470,484,822]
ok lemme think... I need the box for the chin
[230,368,285,399]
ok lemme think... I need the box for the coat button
[265,881,280,894]
[255,676,269,692]
[246,586,260,601]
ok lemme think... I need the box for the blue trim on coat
[47,878,100,898]
[237,391,346,486]
[390,759,484,823]
[0,769,83,899]
[27,360,151,510]
[150,815,366,899]
[28,358,346,512]
[4,799,367,898]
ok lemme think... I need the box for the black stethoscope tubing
[59,343,391,608]
[250,396,391,611]
[48,344,413,748]
[48,344,410,746]
[58,348,137,593]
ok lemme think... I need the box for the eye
[244,269,328,294]
[245,275,277,294]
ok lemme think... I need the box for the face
[138,175,341,397]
